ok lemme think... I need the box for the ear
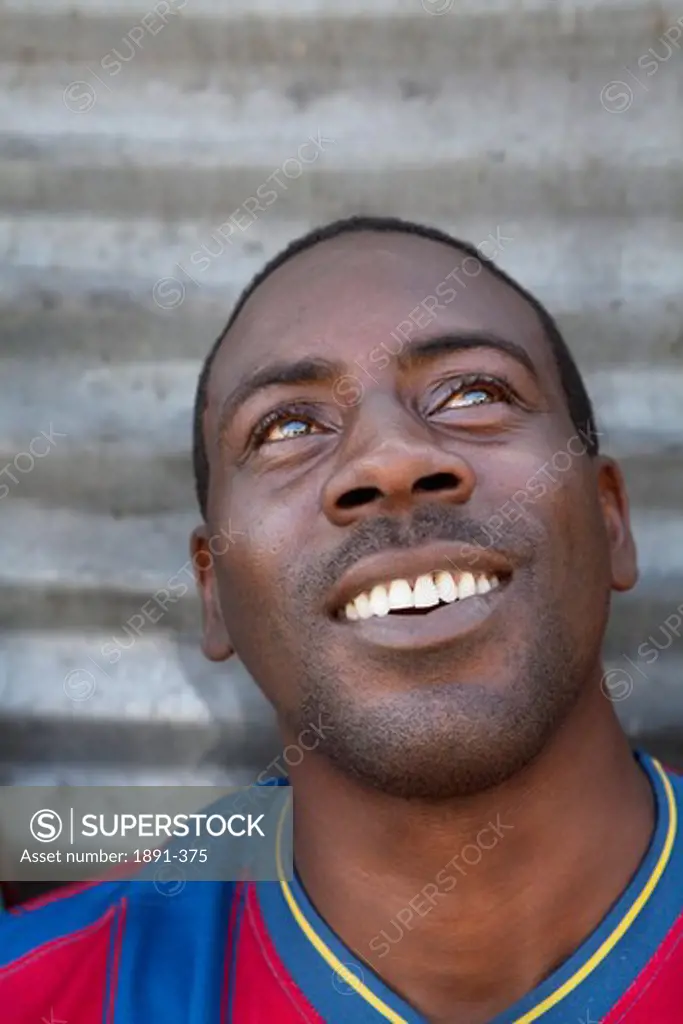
[596,458,638,593]
[190,525,234,662]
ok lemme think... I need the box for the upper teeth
[344,571,499,621]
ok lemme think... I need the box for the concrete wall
[0,0,682,785]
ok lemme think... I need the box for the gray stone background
[0,0,682,790]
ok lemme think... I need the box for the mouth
[326,543,513,651]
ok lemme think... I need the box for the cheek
[214,493,307,630]
[481,436,556,504]
[476,438,567,541]
[544,465,612,593]
[483,433,606,577]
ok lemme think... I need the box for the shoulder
[652,757,683,887]
[660,758,683,817]
[0,878,236,1021]
[0,876,235,974]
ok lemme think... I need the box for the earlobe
[202,625,234,663]
[190,526,234,663]
[596,458,638,593]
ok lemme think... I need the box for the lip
[325,541,514,619]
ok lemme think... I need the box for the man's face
[196,231,637,798]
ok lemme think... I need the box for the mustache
[300,504,540,598]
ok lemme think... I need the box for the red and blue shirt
[1,752,682,1023]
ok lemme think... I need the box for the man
[1,215,682,1023]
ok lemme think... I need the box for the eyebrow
[396,332,539,380]
[217,356,346,435]
[217,331,538,434]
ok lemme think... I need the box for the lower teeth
[389,600,453,615]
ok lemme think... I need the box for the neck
[285,686,655,1024]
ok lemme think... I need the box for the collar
[254,751,681,1023]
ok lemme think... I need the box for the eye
[267,418,316,442]
[435,374,515,412]
[251,405,326,447]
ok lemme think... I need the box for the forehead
[209,231,559,398]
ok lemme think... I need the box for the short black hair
[192,214,598,520]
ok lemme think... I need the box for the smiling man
[2,216,683,1023]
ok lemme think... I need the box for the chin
[299,680,561,800]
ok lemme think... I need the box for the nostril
[336,486,383,510]
[413,472,461,494]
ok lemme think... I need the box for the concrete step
[1,218,682,368]
[0,268,230,361]
[606,586,683,664]
[0,504,200,591]
[0,446,195,516]
[632,733,683,771]
[22,213,683,290]
[9,215,680,298]
[0,64,679,162]
[0,633,680,770]
[0,499,681,631]
[1,270,681,366]
[0,0,659,14]
[1,359,681,460]
[2,150,681,225]
[0,0,674,69]
[0,763,260,787]
[0,630,278,768]
[0,503,204,632]
[587,367,683,455]
[605,651,683,744]
[2,37,679,222]
[2,439,681,519]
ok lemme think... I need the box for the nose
[322,404,476,528]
